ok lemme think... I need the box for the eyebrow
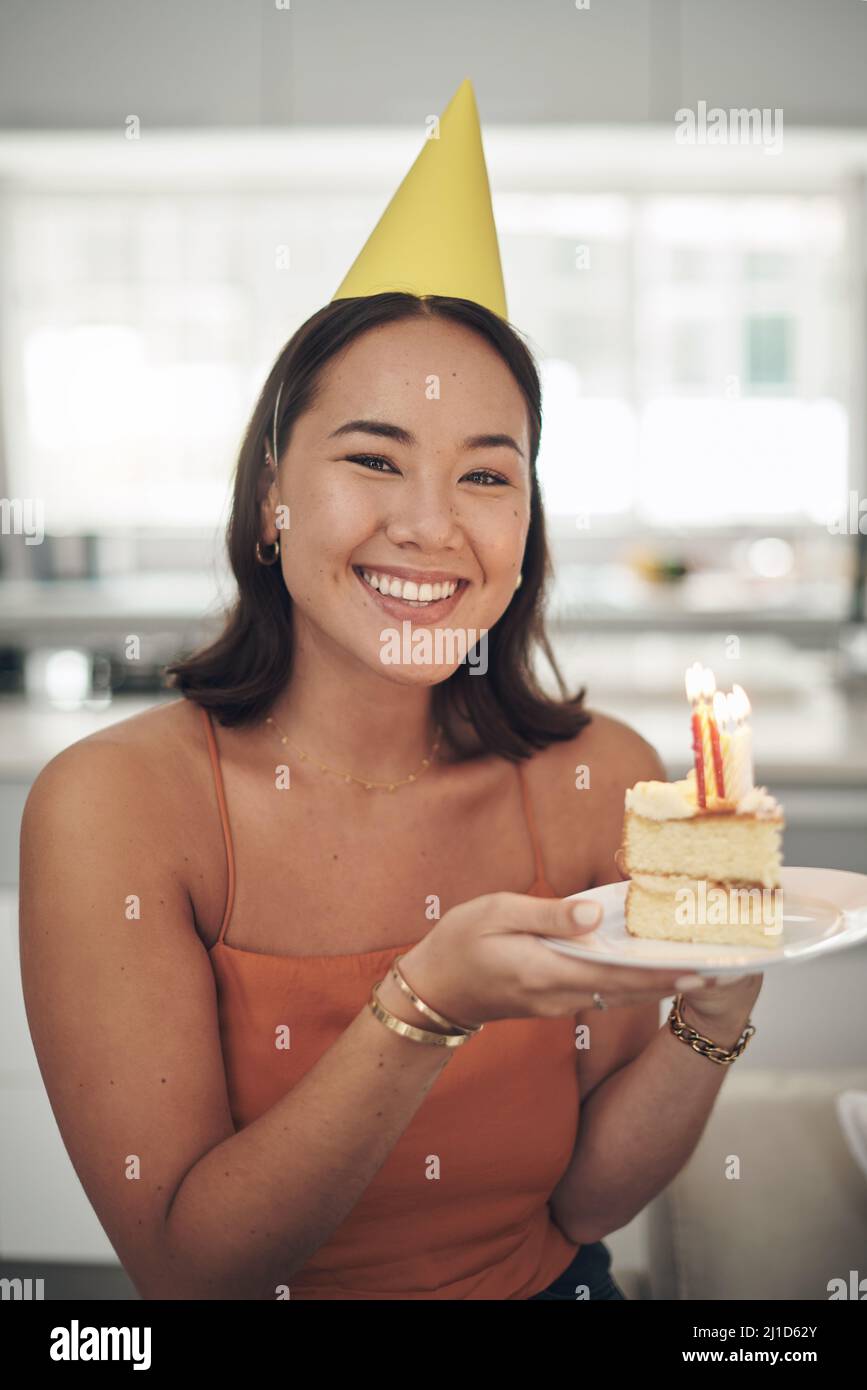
[328,418,525,461]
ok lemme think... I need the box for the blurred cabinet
[775,788,867,875]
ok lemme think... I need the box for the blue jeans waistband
[528,1239,626,1300]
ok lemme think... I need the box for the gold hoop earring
[256,539,280,566]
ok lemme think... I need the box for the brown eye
[464,469,508,486]
[346,454,397,473]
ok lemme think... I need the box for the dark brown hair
[165,292,590,760]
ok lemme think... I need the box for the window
[508,194,850,529]
[0,140,858,546]
[3,190,347,531]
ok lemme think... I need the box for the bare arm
[549,998,751,1243]
[19,741,455,1301]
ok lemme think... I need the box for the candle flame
[684,662,704,704]
[728,684,751,723]
[701,666,717,701]
[712,689,729,730]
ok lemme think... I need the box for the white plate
[541,867,867,975]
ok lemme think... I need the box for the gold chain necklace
[264,712,443,792]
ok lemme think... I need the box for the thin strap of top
[199,705,236,944]
[515,759,549,891]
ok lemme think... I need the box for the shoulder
[19,696,212,973]
[21,695,206,845]
[566,707,665,787]
[522,708,666,891]
[28,693,202,777]
[529,707,665,802]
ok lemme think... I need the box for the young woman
[19,292,761,1300]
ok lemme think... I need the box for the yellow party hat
[331,78,507,319]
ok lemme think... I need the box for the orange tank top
[199,705,581,1299]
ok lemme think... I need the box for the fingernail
[572,901,602,927]
[675,974,706,989]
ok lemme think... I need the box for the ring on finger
[592,992,608,1011]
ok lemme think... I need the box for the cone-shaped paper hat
[331,78,507,319]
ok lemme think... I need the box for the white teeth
[359,569,459,603]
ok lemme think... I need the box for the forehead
[309,316,529,442]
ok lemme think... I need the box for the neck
[263,620,454,783]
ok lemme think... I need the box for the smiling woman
[19,283,707,1302]
[19,82,742,1303]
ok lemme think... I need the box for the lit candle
[685,662,708,809]
[727,684,754,800]
[713,689,733,804]
[701,667,726,804]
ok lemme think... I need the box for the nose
[383,474,466,552]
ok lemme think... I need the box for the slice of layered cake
[620,669,784,946]
[621,773,784,946]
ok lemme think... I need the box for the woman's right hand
[400,891,699,1029]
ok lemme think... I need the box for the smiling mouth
[352,566,470,617]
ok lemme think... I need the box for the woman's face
[262,315,532,685]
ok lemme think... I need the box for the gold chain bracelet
[667,994,756,1066]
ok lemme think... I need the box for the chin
[362,653,463,687]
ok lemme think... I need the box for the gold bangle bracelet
[667,994,756,1066]
[368,982,471,1048]
[391,955,484,1035]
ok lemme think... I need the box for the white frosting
[625,768,782,820]
[624,778,695,819]
[735,784,783,818]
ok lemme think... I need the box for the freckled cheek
[282,482,376,591]
[474,514,528,583]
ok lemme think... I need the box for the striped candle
[727,684,754,800]
[685,663,709,808]
[701,667,726,803]
[713,689,732,803]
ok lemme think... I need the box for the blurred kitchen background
[2,0,866,1300]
